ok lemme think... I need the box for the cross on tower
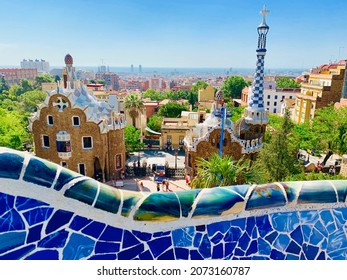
[260,5,270,21]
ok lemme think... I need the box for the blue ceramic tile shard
[133,193,180,221]
[299,210,319,225]
[123,230,141,249]
[301,225,311,243]
[27,224,43,243]
[94,184,121,214]
[95,241,120,254]
[298,181,337,204]
[333,209,347,226]
[69,215,92,231]
[246,183,286,210]
[207,220,230,237]
[270,249,285,260]
[286,241,301,255]
[193,232,203,247]
[234,248,245,257]
[0,244,35,260]
[38,229,69,248]
[238,232,250,251]
[211,232,224,245]
[23,207,53,226]
[193,188,244,217]
[0,193,14,217]
[327,228,347,251]
[139,250,153,260]
[45,209,73,234]
[118,243,144,260]
[0,231,26,254]
[327,248,347,260]
[271,212,300,232]
[265,231,278,244]
[286,254,299,260]
[274,234,290,251]
[23,157,57,188]
[100,226,123,242]
[290,226,303,245]
[172,227,194,247]
[81,221,105,239]
[158,249,175,260]
[255,215,273,237]
[246,216,256,234]
[15,196,48,211]
[224,227,242,242]
[153,231,170,237]
[176,189,201,217]
[258,238,271,255]
[64,179,98,206]
[230,217,246,230]
[212,243,224,259]
[63,233,95,260]
[148,236,172,258]
[303,243,319,259]
[0,152,24,180]
[0,209,25,232]
[309,228,325,246]
[175,248,189,259]
[314,220,329,237]
[25,250,59,260]
[132,230,152,242]
[198,234,211,259]
[246,240,258,256]
[224,242,237,257]
[121,191,143,217]
[195,225,206,232]
[53,168,82,191]
[316,251,326,260]
[190,250,204,260]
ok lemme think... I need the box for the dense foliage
[124,126,144,153]
[158,102,188,118]
[221,76,249,99]
[276,77,300,89]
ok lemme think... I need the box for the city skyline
[1,0,347,70]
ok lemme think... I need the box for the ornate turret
[244,5,270,124]
[62,53,77,89]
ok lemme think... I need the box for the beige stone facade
[29,54,126,181]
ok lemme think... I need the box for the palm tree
[190,153,258,189]
[124,93,144,127]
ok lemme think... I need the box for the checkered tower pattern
[249,53,265,109]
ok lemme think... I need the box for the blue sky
[1,0,347,69]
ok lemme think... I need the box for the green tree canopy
[142,89,165,101]
[147,115,163,133]
[191,81,208,95]
[124,126,144,153]
[0,108,30,149]
[190,153,259,188]
[253,109,302,182]
[0,76,10,93]
[276,77,300,88]
[34,74,54,89]
[158,102,188,118]
[18,90,46,113]
[221,76,248,99]
[124,93,144,127]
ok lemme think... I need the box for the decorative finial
[260,5,270,26]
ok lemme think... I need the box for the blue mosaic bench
[1,147,347,260]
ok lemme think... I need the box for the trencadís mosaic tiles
[1,147,347,260]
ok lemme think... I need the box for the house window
[290,96,293,99]
[42,135,50,148]
[267,95,270,99]
[61,162,67,167]
[57,140,71,152]
[47,115,54,126]
[267,101,270,106]
[72,116,80,126]
[82,136,93,149]
[78,163,86,175]
[275,95,278,99]
[274,102,277,106]
[274,108,277,113]
[179,137,184,145]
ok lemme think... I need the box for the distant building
[95,72,120,91]
[293,59,347,123]
[198,85,215,110]
[21,59,50,74]
[149,76,166,90]
[0,68,37,85]
[29,54,126,181]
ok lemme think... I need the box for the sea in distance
[52,66,307,77]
